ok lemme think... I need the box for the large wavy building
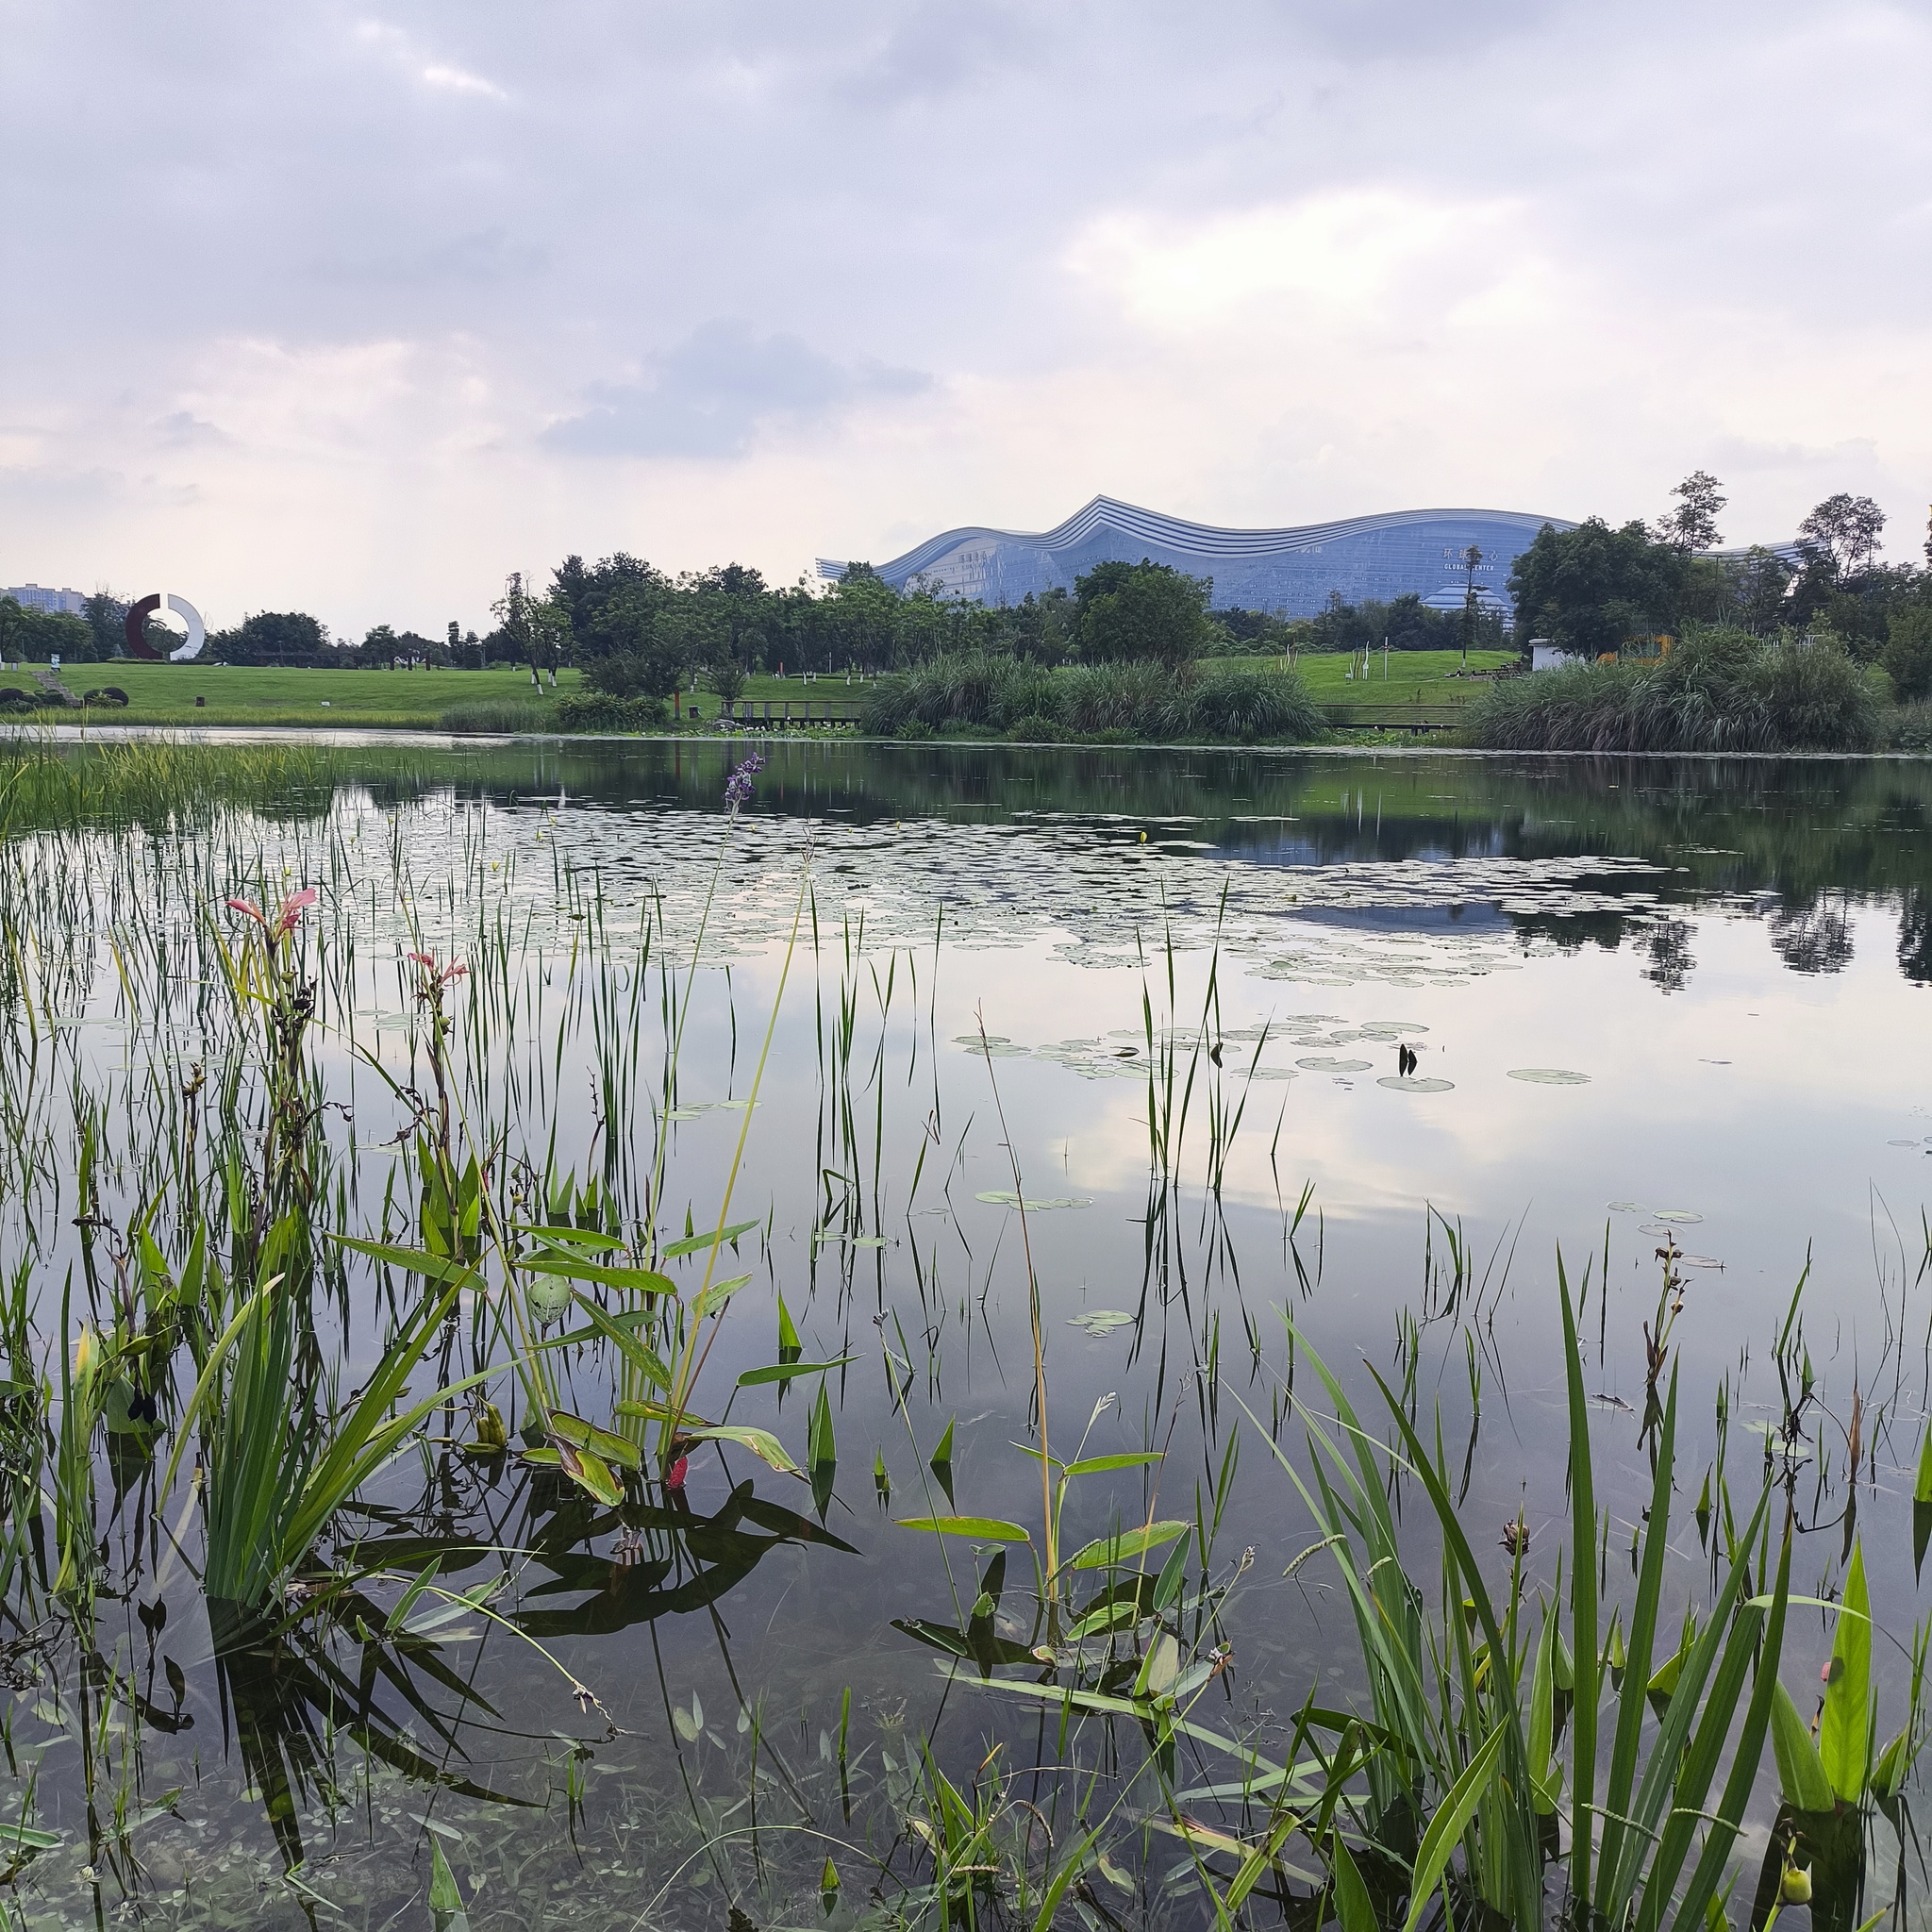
[819,496,1576,617]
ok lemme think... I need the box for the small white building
[1528,639,1567,672]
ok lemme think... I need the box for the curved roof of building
[819,495,1579,616]
[840,495,1573,585]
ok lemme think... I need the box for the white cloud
[2,0,1928,631]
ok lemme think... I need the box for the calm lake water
[8,738,1932,1929]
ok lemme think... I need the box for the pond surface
[4,739,1931,1930]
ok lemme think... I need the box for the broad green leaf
[1061,1452,1165,1476]
[895,1514,1030,1543]
[1771,1679,1834,1811]
[514,1250,675,1295]
[808,1382,836,1469]
[556,1441,624,1506]
[662,1220,759,1259]
[1329,1835,1376,1932]
[1401,1722,1509,1932]
[1916,1421,1932,1504]
[616,1397,715,1429]
[1133,1632,1180,1700]
[1820,1540,1871,1803]
[0,1824,61,1852]
[558,1292,672,1388]
[776,1291,801,1361]
[737,1357,856,1387]
[510,1224,626,1251]
[1069,1520,1190,1570]
[692,1273,755,1320]
[330,1235,481,1289]
[385,1557,443,1635]
[1529,1606,1560,1814]
[429,1838,461,1912]
[681,1424,799,1475]
[547,1409,642,1471]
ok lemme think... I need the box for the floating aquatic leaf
[1376,1076,1455,1093]
[1676,1255,1724,1270]
[1507,1068,1591,1084]
[1298,1057,1373,1073]
[1068,1309,1135,1336]
[1608,1201,1644,1212]
[975,1191,1092,1209]
[1652,1208,1703,1223]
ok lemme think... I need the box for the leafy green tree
[1883,606,1932,702]
[0,598,94,663]
[1507,518,1688,657]
[1074,560,1213,670]
[1723,548,1797,632]
[207,611,329,666]
[1655,470,1727,552]
[1799,493,1886,580]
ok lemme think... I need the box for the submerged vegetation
[0,735,1921,1927]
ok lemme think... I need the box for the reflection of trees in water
[1899,890,1932,984]
[1640,915,1697,992]
[1769,894,1855,975]
[325,741,1932,988]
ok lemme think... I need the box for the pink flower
[274,888,318,937]
[665,1456,690,1491]
[225,887,316,938]
[409,951,469,985]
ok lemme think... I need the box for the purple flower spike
[724,751,765,814]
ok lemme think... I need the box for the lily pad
[1608,1201,1644,1212]
[1357,1022,1430,1037]
[1376,1076,1455,1093]
[1507,1068,1591,1085]
[1676,1255,1724,1270]
[1067,1309,1135,1337]
[975,1191,1092,1210]
[1652,1209,1703,1223]
[1298,1057,1374,1073]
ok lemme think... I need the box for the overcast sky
[4,1,1928,636]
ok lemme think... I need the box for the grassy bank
[15,661,579,729]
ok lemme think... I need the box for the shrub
[1005,713,1067,742]
[894,719,935,741]
[1182,668,1324,743]
[1889,703,1932,753]
[1883,608,1932,703]
[1465,627,1880,753]
[555,691,669,732]
[1059,660,1180,736]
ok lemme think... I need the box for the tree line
[1512,474,1932,696]
[7,473,1925,691]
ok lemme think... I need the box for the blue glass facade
[820,497,1576,618]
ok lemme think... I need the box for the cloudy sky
[4,1,1928,636]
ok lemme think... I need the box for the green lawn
[1,650,1520,735]
[1222,648,1517,703]
[25,663,581,729]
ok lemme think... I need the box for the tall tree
[1656,470,1727,552]
[1507,518,1688,657]
[1798,492,1886,578]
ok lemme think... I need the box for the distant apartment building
[5,584,89,617]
